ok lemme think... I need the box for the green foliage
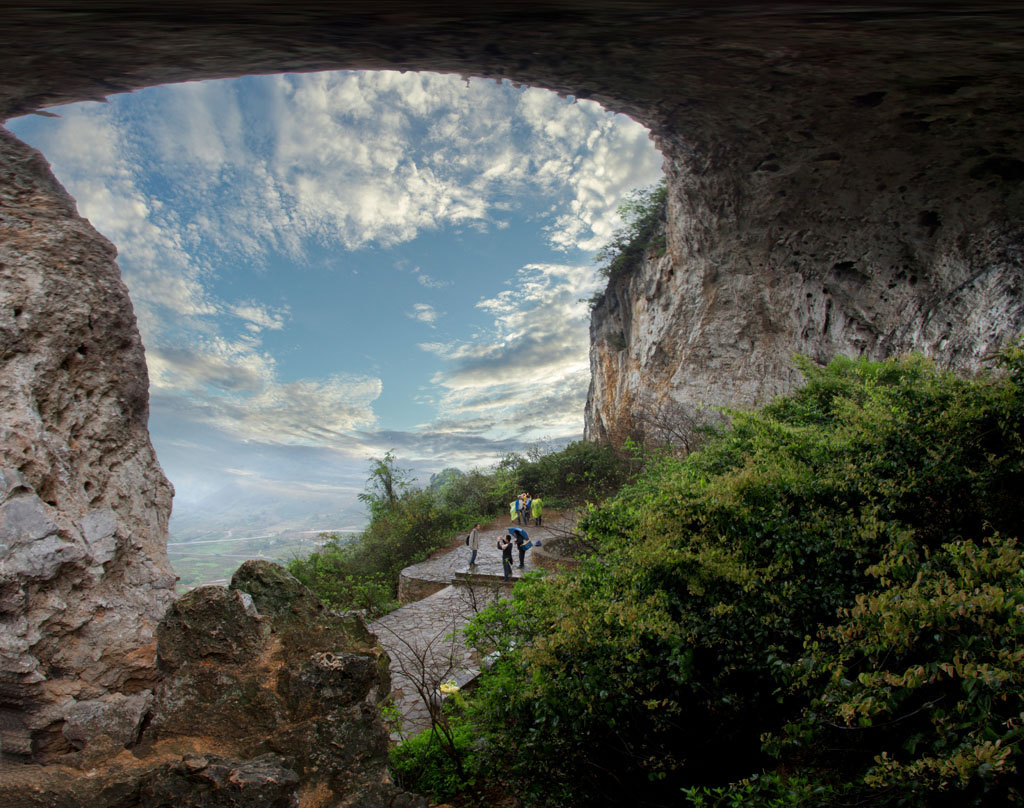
[769,534,1024,806]
[683,772,845,808]
[594,180,667,281]
[357,449,413,519]
[514,439,635,505]
[388,719,484,803]
[285,535,398,616]
[463,348,1024,807]
[287,441,637,614]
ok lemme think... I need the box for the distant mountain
[169,479,364,541]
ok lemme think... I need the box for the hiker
[467,523,480,567]
[517,493,527,525]
[524,494,532,525]
[498,533,514,581]
[509,499,518,522]
[512,526,530,568]
[531,496,543,526]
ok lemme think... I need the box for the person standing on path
[531,496,543,526]
[467,523,481,567]
[512,527,529,568]
[498,533,514,581]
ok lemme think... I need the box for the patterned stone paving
[372,519,562,739]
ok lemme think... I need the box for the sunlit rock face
[0,0,1022,762]
[0,130,176,759]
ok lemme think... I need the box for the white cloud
[408,303,441,326]
[152,367,382,448]
[8,70,663,497]
[228,301,288,332]
[419,263,602,442]
[415,269,452,289]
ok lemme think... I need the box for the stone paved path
[371,583,502,740]
[371,518,566,739]
[399,520,546,586]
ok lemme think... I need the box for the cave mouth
[2,3,1023,766]
[7,68,664,584]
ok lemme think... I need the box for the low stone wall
[530,538,582,573]
[397,573,449,604]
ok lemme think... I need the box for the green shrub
[389,720,484,803]
[288,442,636,614]
[595,180,667,280]
[463,347,1024,807]
[514,439,636,504]
[683,772,846,808]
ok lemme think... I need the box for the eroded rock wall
[0,130,176,758]
[587,34,1024,443]
[0,561,424,808]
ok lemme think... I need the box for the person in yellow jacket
[531,496,543,526]
[509,500,517,521]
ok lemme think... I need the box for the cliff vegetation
[587,179,667,310]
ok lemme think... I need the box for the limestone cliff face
[0,131,176,758]
[587,72,1024,443]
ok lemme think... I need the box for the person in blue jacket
[510,526,530,568]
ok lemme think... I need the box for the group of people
[464,493,544,581]
[510,492,542,526]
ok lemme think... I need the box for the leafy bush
[683,772,846,808]
[285,536,397,615]
[389,720,484,803]
[594,180,667,281]
[463,348,1024,807]
[287,442,638,614]
[515,439,636,505]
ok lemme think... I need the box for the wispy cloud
[151,370,382,448]
[228,301,288,332]
[415,269,451,289]
[419,263,601,442]
[408,303,441,327]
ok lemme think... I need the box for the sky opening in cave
[8,70,663,530]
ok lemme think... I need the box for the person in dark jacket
[498,533,514,581]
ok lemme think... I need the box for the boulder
[0,560,422,807]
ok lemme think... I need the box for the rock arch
[0,2,1022,758]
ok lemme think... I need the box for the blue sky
[8,70,662,524]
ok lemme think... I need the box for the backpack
[465,534,469,545]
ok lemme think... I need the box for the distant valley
[167,480,365,589]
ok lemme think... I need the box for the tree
[358,450,412,518]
